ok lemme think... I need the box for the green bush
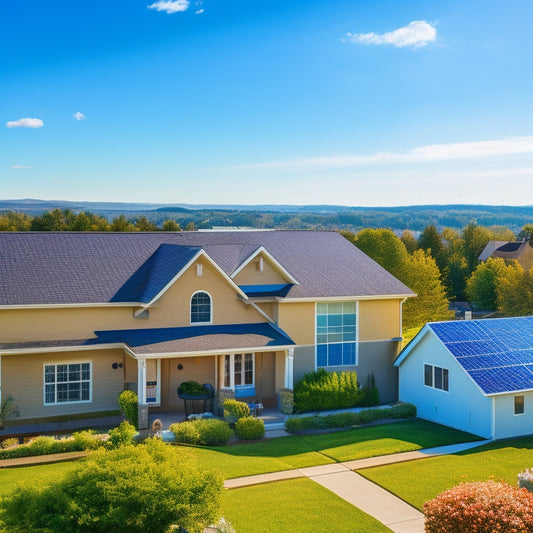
[178,381,209,395]
[0,439,223,533]
[284,404,416,434]
[170,421,201,444]
[223,399,250,424]
[235,417,265,440]
[118,390,138,429]
[72,429,104,451]
[359,373,380,407]
[293,369,360,412]
[107,421,137,449]
[170,419,233,446]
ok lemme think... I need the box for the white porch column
[285,348,294,389]
[137,357,147,405]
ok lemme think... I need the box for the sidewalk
[225,439,491,533]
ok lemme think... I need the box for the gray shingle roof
[0,230,413,305]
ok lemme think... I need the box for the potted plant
[0,395,19,429]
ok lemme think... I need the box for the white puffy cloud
[147,0,190,14]
[6,118,44,128]
[346,20,437,48]
[196,8,204,14]
[73,111,86,121]
[235,136,533,171]
[11,165,32,169]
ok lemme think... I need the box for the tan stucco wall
[277,302,315,344]
[233,254,288,286]
[358,299,401,341]
[1,348,125,420]
[0,259,265,343]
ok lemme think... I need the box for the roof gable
[398,317,533,395]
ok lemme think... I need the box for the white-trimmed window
[424,364,449,391]
[515,395,525,415]
[190,291,212,324]
[316,302,356,367]
[222,353,255,398]
[44,362,92,405]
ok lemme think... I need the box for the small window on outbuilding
[515,395,525,415]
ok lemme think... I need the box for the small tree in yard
[0,439,222,533]
[424,480,533,533]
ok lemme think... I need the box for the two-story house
[0,230,413,423]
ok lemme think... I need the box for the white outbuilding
[395,317,533,440]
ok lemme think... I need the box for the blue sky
[2,0,533,206]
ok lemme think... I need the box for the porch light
[111,362,123,369]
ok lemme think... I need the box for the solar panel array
[429,317,533,394]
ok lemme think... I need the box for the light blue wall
[494,392,533,440]
[398,330,493,439]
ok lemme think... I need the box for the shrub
[170,421,201,445]
[223,399,250,425]
[170,419,233,446]
[358,373,380,407]
[293,369,359,412]
[278,388,294,415]
[118,390,138,429]
[72,429,105,451]
[424,480,533,533]
[178,381,209,396]
[0,437,18,450]
[0,439,223,533]
[235,417,265,440]
[107,421,137,449]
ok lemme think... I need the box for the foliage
[278,388,294,415]
[293,369,359,412]
[358,373,380,407]
[235,417,265,440]
[162,219,181,231]
[466,257,507,310]
[107,421,137,449]
[0,395,19,427]
[400,250,452,329]
[0,439,223,533]
[118,389,138,429]
[223,399,250,424]
[400,230,417,254]
[497,263,533,316]
[284,403,416,434]
[170,419,233,446]
[178,381,209,396]
[424,480,533,533]
[418,224,445,271]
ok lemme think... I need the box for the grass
[222,478,392,533]
[359,436,533,511]
[180,419,480,479]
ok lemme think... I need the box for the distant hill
[1,199,533,232]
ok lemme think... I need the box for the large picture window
[190,291,212,324]
[44,362,92,405]
[316,302,356,367]
[424,364,449,391]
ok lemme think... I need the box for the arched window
[191,291,212,324]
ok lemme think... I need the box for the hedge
[170,419,233,446]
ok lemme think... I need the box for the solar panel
[468,365,533,394]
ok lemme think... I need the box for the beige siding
[277,302,315,344]
[0,259,265,343]
[358,299,401,341]
[233,254,288,285]
[1,349,125,420]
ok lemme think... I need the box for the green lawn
[222,478,392,533]
[359,436,533,511]
[181,419,480,479]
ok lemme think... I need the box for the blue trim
[235,384,256,398]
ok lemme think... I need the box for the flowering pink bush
[424,480,533,533]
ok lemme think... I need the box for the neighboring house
[0,230,413,424]
[395,316,533,439]
[478,239,533,270]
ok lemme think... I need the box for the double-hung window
[223,353,255,398]
[424,364,449,391]
[316,302,356,367]
[44,362,92,405]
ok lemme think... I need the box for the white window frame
[315,301,358,368]
[190,290,213,325]
[221,353,255,390]
[424,363,449,392]
[43,361,93,406]
[514,395,525,416]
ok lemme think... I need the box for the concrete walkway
[225,439,491,533]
